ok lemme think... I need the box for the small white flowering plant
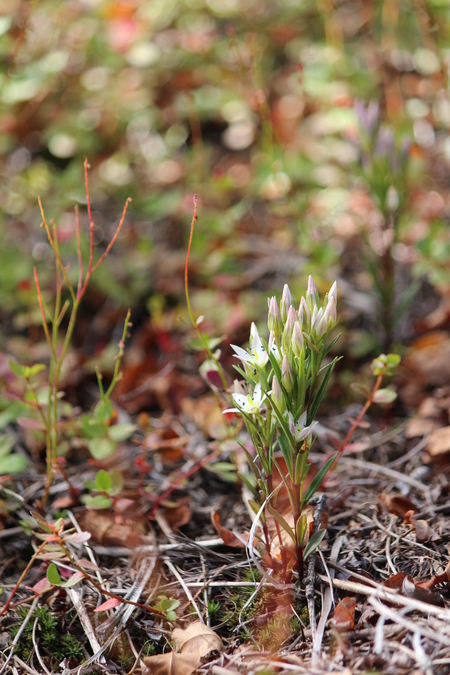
[224,277,340,583]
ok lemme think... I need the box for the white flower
[223,383,267,415]
[287,411,318,442]
[230,323,268,370]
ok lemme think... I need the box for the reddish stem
[337,373,384,456]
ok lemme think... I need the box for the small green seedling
[154,595,180,621]
[82,469,124,509]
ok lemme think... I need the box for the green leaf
[26,364,47,378]
[301,453,337,510]
[95,469,112,492]
[373,388,397,404]
[267,505,295,543]
[81,494,112,510]
[81,415,108,439]
[237,442,264,482]
[9,361,46,379]
[87,438,116,460]
[0,454,28,474]
[323,332,342,358]
[294,451,309,486]
[94,399,114,422]
[108,423,136,442]
[30,511,53,533]
[165,610,177,621]
[295,513,307,546]
[248,499,265,523]
[372,353,401,376]
[276,432,294,478]
[109,470,124,495]
[9,360,27,377]
[0,435,15,458]
[238,472,260,499]
[307,357,338,426]
[303,529,326,560]
[47,563,63,586]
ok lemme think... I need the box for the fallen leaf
[143,652,200,675]
[416,561,450,590]
[379,493,419,519]
[211,512,246,548]
[333,596,356,631]
[403,510,440,542]
[427,426,450,459]
[402,575,445,607]
[383,571,407,590]
[172,621,223,657]
[412,518,440,543]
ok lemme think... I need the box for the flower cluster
[224,276,338,451]
[222,277,340,581]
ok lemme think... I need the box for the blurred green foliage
[1,0,450,344]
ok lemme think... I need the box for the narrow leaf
[303,529,326,560]
[301,453,337,509]
[238,472,260,500]
[307,357,337,425]
[31,510,53,533]
[267,505,295,543]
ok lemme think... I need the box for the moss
[10,605,83,665]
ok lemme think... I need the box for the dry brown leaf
[77,509,148,547]
[333,596,356,631]
[402,575,445,607]
[412,518,440,542]
[383,571,407,590]
[211,511,246,548]
[379,493,419,519]
[172,621,223,657]
[143,652,199,675]
[427,426,450,459]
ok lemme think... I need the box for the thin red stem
[337,373,384,456]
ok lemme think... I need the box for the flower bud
[311,305,325,336]
[323,295,337,330]
[306,275,318,309]
[291,321,304,359]
[280,284,293,324]
[328,281,337,305]
[267,296,282,337]
[282,305,296,353]
[298,296,310,328]
[271,375,285,413]
[281,355,294,393]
